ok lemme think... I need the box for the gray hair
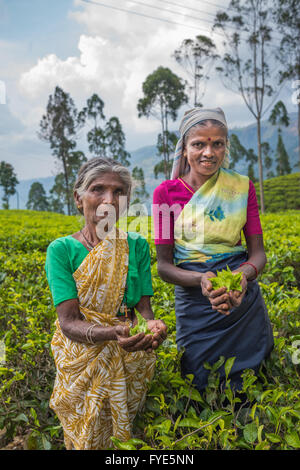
[74,157,132,210]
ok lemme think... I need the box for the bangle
[86,324,97,344]
[239,262,258,279]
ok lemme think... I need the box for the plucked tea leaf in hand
[130,311,153,336]
[209,265,243,292]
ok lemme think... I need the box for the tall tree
[273,0,300,169]
[0,161,19,209]
[84,95,130,166]
[154,131,177,179]
[131,166,149,205]
[214,0,276,213]
[50,150,87,215]
[173,35,218,107]
[26,182,49,211]
[38,86,85,215]
[85,93,106,157]
[137,66,188,179]
[269,101,291,176]
[104,117,131,167]
[275,130,291,176]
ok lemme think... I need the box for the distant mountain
[230,111,298,175]
[129,112,299,203]
[2,113,298,210]
[1,176,55,210]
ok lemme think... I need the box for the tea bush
[254,173,300,212]
[0,209,299,450]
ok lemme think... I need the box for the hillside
[254,172,300,212]
[2,112,298,210]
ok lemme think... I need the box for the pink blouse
[153,178,262,245]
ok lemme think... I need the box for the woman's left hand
[147,319,168,351]
[228,271,248,309]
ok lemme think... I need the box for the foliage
[272,0,300,169]
[49,150,87,215]
[131,166,149,205]
[173,35,218,107]
[26,182,50,212]
[137,66,188,180]
[84,95,131,167]
[213,0,276,213]
[228,134,248,170]
[38,86,86,215]
[209,266,243,292]
[0,162,19,209]
[0,209,299,450]
[275,130,291,176]
[269,101,291,176]
[130,312,153,336]
[254,173,300,212]
[154,131,177,180]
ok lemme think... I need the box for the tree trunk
[62,153,71,216]
[160,98,168,180]
[298,99,300,171]
[257,117,265,214]
[165,111,170,179]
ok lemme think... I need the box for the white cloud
[16,0,272,152]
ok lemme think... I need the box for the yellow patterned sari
[49,228,156,450]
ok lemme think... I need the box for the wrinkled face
[75,172,128,228]
[183,124,227,179]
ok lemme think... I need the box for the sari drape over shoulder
[174,168,249,265]
[49,228,156,450]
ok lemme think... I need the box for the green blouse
[45,232,153,309]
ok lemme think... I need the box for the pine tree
[276,129,291,176]
[269,101,291,176]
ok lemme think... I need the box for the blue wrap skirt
[175,253,274,392]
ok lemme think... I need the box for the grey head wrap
[171,107,230,180]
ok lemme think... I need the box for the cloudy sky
[0,0,296,180]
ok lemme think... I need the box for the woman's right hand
[115,325,153,352]
[200,271,233,316]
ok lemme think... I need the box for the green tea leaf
[209,266,243,292]
[285,431,300,448]
[265,433,281,443]
[130,311,153,336]
[177,418,202,428]
[110,436,136,450]
[224,357,236,379]
[243,422,258,444]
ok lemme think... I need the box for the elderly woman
[153,107,273,394]
[45,157,167,450]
